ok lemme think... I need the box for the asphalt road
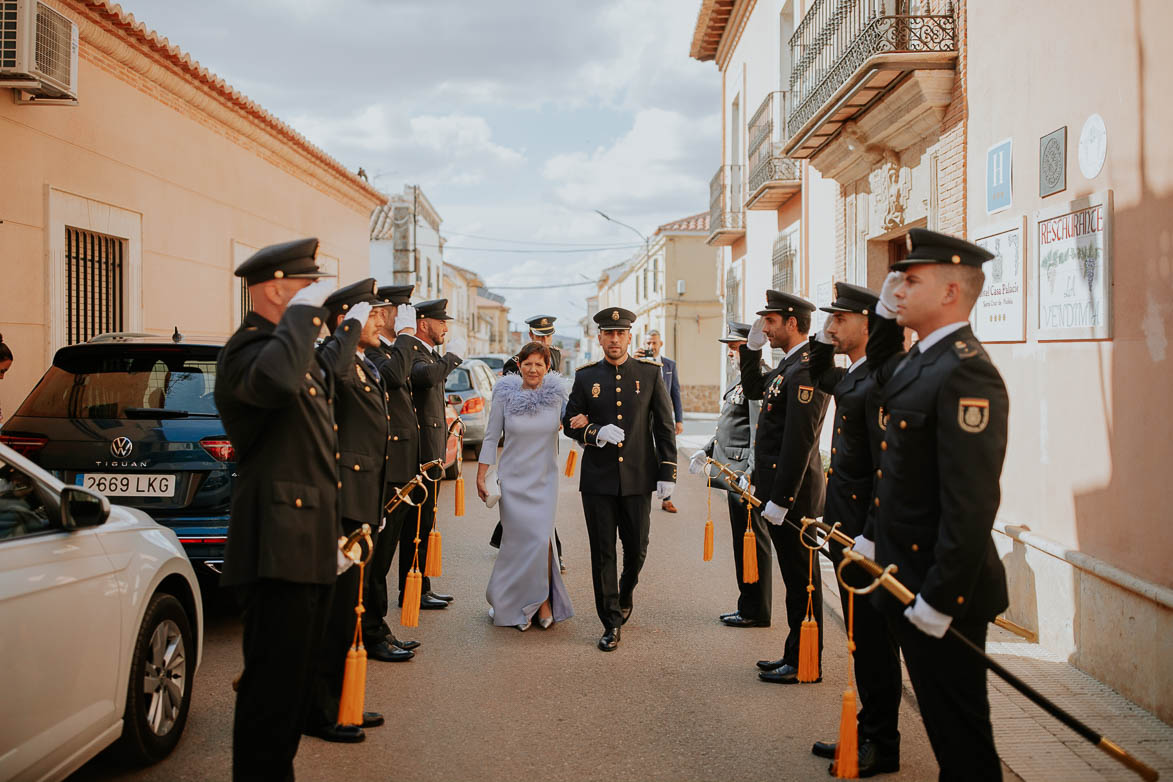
[73,443,947,782]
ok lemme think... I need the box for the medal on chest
[767,375,784,398]
[728,384,744,405]
[635,380,641,394]
[355,362,368,384]
[591,382,601,398]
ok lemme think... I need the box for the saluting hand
[877,270,905,319]
[344,301,373,325]
[289,279,334,309]
[746,317,768,351]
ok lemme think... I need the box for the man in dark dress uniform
[398,298,462,610]
[563,307,677,652]
[687,321,771,627]
[303,279,397,744]
[494,314,565,563]
[739,290,831,684]
[362,284,423,659]
[502,314,562,374]
[858,228,1010,781]
[215,238,340,781]
[805,282,905,776]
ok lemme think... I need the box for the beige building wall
[967,0,1173,721]
[0,0,382,422]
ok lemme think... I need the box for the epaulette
[577,359,600,370]
[799,350,810,363]
[952,338,982,360]
[636,356,663,366]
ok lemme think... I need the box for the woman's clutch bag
[485,466,502,508]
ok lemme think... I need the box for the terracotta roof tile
[655,212,709,234]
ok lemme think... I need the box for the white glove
[814,323,833,344]
[336,547,355,576]
[737,474,750,491]
[904,594,952,638]
[289,279,334,309]
[852,535,876,560]
[762,501,786,525]
[378,515,387,533]
[688,450,707,476]
[656,481,675,500]
[877,271,905,319]
[596,424,626,446]
[395,304,417,334]
[344,300,372,325]
[746,317,768,351]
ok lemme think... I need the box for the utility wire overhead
[416,243,641,254]
[441,230,643,248]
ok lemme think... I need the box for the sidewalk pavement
[816,556,1173,782]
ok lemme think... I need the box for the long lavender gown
[478,374,574,626]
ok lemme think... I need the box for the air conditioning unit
[0,0,79,102]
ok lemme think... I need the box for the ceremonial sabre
[793,517,1160,782]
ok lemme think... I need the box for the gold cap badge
[611,310,619,320]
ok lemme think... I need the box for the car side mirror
[61,486,111,530]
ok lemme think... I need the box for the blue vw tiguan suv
[0,333,233,584]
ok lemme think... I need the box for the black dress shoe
[419,594,448,610]
[305,723,365,743]
[812,739,837,759]
[368,640,414,662]
[829,740,900,777]
[759,664,820,684]
[427,591,455,603]
[390,636,420,651]
[721,612,768,628]
[619,606,633,625]
[598,627,621,651]
[361,712,384,728]
[756,656,787,671]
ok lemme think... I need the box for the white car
[0,443,203,781]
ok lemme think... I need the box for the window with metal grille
[240,279,253,323]
[725,269,740,323]
[65,227,124,345]
[772,230,796,292]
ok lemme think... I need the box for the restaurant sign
[1035,191,1112,340]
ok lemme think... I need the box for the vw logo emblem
[111,437,134,458]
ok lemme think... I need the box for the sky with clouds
[129,0,721,335]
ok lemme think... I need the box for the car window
[0,457,55,540]
[474,366,494,393]
[474,356,504,371]
[15,345,220,419]
[444,368,472,393]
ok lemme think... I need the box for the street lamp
[594,209,650,260]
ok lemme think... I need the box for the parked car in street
[0,442,203,780]
[469,353,510,376]
[0,333,233,584]
[444,358,496,450]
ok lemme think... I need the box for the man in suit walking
[642,330,683,512]
[215,238,340,781]
[563,307,677,651]
[398,298,462,610]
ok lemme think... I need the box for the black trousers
[581,492,651,629]
[492,521,563,557]
[828,544,902,754]
[765,513,824,667]
[891,614,1000,781]
[233,579,331,782]
[307,519,368,731]
[398,488,436,597]
[363,492,409,645]
[725,491,772,622]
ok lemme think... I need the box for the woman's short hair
[517,341,551,368]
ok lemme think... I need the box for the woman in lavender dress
[476,342,573,631]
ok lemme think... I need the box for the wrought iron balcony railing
[707,164,745,245]
[746,90,800,209]
[786,0,956,142]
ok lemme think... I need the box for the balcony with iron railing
[746,91,801,211]
[706,164,745,247]
[782,0,957,165]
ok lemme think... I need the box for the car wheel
[117,593,195,765]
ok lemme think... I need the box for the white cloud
[542,108,719,215]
